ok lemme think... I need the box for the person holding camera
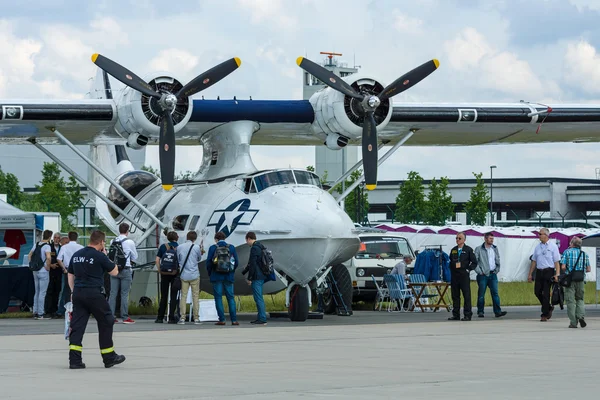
[560,236,591,329]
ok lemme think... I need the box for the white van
[344,230,415,303]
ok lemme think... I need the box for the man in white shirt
[177,231,202,325]
[474,232,507,318]
[109,223,138,324]
[28,229,53,319]
[528,228,561,322]
[56,231,84,318]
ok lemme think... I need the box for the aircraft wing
[3,98,600,146]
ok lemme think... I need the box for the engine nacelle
[114,73,194,142]
[126,132,149,149]
[309,73,393,143]
[325,133,349,150]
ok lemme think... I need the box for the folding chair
[371,275,389,311]
[383,274,415,312]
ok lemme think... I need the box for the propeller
[296,57,439,190]
[91,54,242,190]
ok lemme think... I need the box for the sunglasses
[455,237,463,240]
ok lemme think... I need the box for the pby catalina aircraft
[2,53,600,321]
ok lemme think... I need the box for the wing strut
[335,130,415,204]
[27,138,146,232]
[48,128,167,230]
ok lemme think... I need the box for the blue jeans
[109,268,133,319]
[213,281,237,322]
[477,272,502,315]
[251,280,267,322]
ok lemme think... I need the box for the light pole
[490,165,497,225]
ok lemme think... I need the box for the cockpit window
[294,170,321,188]
[254,170,295,192]
[172,215,189,231]
[248,169,322,192]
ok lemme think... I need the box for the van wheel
[323,264,353,315]
[288,285,309,322]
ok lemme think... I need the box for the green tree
[0,166,23,206]
[465,172,490,225]
[141,165,160,177]
[306,165,328,185]
[141,165,194,181]
[333,169,369,223]
[425,177,454,225]
[394,171,426,223]
[34,162,83,231]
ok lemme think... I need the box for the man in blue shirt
[155,231,179,324]
[560,236,591,328]
[206,231,239,326]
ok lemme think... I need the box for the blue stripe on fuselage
[190,99,314,123]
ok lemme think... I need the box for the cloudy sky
[3,0,600,182]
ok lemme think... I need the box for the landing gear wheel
[323,264,353,315]
[288,285,309,322]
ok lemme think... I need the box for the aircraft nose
[252,186,359,284]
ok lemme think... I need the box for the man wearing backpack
[241,232,267,325]
[155,231,180,324]
[108,223,138,324]
[28,229,53,320]
[206,231,239,326]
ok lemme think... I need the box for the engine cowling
[114,73,194,143]
[309,73,393,145]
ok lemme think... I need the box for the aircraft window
[189,215,200,231]
[294,170,322,188]
[172,215,189,231]
[253,171,295,192]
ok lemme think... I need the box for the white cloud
[392,10,424,34]
[149,49,199,75]
[237,0,297,30]
[444,27,561,99]
[564,40,600,94]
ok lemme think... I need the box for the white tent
[375,223,600,282]
[0,200,38,266]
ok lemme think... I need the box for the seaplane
[2,52,600,320]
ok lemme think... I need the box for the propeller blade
[378,59,440,101]
[91,54,160,99]
[176,57,242,99]
[362,111,378,190]
[158,112,175,191]
[296,57,363,100]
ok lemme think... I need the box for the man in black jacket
[448,232,477,321]
[241,232,267,325]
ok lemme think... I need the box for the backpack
[259,244,274,275]
[213,244,233,274]
[29,242,46,272]
[159,244,178,273]
[108,239,130,271]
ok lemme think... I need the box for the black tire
[323,264,353,315]
[288,285,309,322]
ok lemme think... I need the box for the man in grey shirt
[391,255,413,276]
[474,232,506,318]
[177,231,202,325]
[528,228,561,322]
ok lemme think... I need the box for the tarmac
[1,305,599,399]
